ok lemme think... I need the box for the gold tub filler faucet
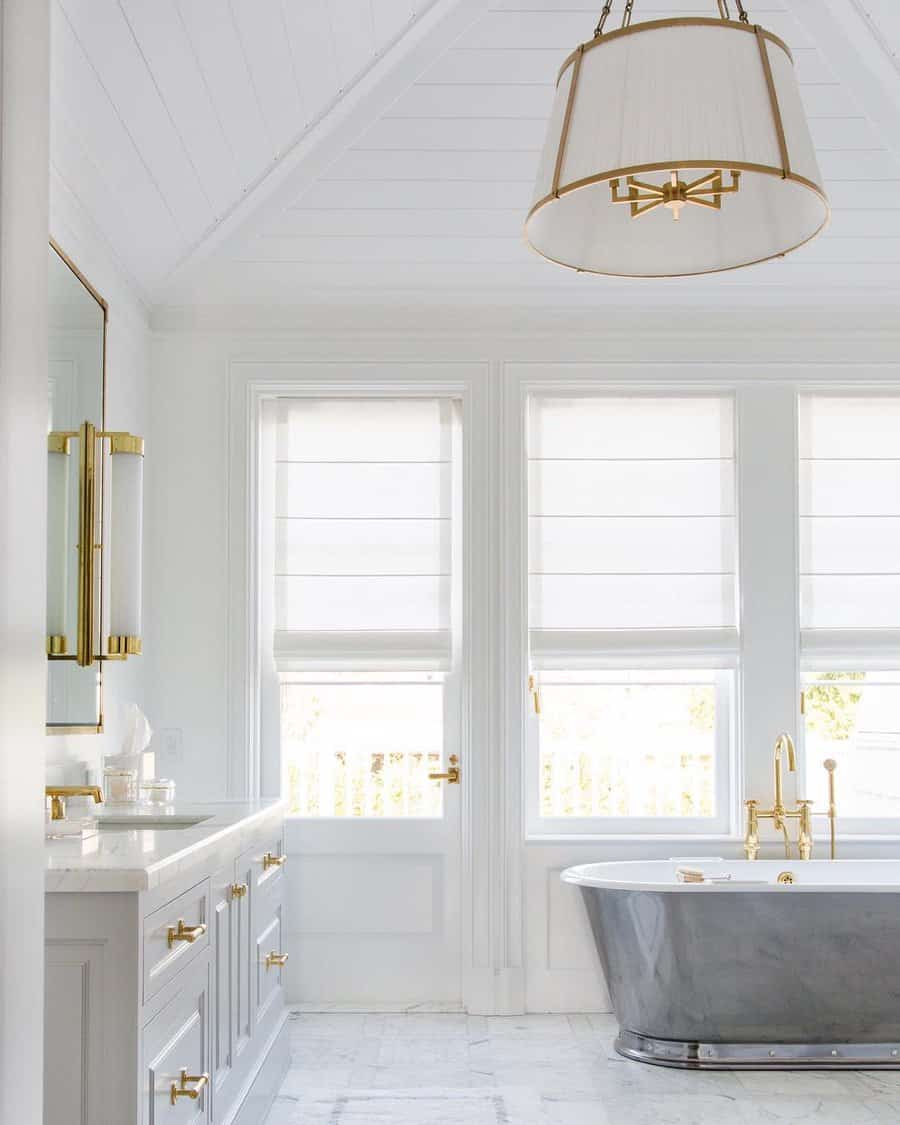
[744,734,837,861]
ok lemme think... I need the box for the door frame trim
[226,360,520,1013]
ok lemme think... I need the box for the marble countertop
[45,799,284,893]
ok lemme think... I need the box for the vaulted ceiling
[50,0,900,312]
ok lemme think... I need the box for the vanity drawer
[142,960,209,1125]
[253,888,286,1027]
[251,830,287,894]
[144,879,210,1002]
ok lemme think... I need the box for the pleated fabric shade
[525,16,829,277]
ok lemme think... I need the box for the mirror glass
[46,243,105,733]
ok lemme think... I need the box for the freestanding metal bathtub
[563,859,900,1069]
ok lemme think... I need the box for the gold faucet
[45,785,104,821]
[744,738,839,861]
[743,733,812,860]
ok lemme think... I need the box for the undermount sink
[95,814,211,831]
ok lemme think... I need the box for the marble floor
[264,1011,900,1124]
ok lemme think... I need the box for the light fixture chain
[593,0,613,37]
[595,0,752,33]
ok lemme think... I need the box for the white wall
[45,177,152,782]
[0,0,50,1114]
[147,308,900,1011]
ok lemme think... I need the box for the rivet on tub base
[615,1030,900,1070]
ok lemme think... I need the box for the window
[800,394,900,822]
[271,397,460,817]
[527,394,737,833]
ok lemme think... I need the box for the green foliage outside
[804,672,866,742]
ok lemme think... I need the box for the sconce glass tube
[46,433,71,654]
[107,433,144,657]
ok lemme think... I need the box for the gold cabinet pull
[167,919,207,948]
[265,951,289,970]
[170,1068,209,1105]
[428,754,460,784]
[230,882,248,899]
[262,852,287,870]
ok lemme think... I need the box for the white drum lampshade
[107,434,144,657]
[525,14,829,277]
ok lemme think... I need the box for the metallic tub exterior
[580,884,900,1068]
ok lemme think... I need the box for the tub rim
[561,858,900,893]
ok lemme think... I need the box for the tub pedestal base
[616,1029,900,1070]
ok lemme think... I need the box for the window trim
[524,386,740,837]
[524,669,737,838]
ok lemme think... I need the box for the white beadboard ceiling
[50,0,900,310]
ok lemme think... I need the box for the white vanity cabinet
[44,805,289,1125]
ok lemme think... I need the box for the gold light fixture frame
[610,169,742,220]
[47,421,145,668]
[524,6,830,278]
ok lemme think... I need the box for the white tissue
[104,703,154,778]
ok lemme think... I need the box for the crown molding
[150,297,900,339]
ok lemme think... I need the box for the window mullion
[737,385,801,809]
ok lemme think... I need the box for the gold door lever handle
[170,1068,209,1105]
[429,755,460,784]
[167,919,207,948]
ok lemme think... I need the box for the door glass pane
[281,682,444,818]
[803,671,900,817]
[537,671,719,818]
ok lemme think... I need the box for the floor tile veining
[266,1012,900,1123]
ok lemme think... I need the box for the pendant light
[525,0,829,278]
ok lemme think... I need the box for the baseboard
[463,966,525,1015]
[228,1010,290,1125]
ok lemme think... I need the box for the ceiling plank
[161,0,490,303]
[792,0,900,166]
[119,0,240,218]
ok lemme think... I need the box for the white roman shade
[273,397,455,670]
[529,394,737,668]
[800,395,900,659]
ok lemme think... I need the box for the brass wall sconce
[47,420,144,667]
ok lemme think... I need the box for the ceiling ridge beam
[157,0,489,305]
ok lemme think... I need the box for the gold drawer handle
[265,951,289,970]
[262,852,287,870]
[170,1068,209,1105]
[231,882,248,899]
[167,919,207,948]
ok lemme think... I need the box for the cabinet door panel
[141,962,209,1124]
[210,866,234,1106]
[234,848,255,1058]
[253,890,286,1027]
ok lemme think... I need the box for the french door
[282,673,462,1007]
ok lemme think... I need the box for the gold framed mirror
[47,241,107,734]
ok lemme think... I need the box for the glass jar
[103,767,138,805]
[140,778,176,806]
